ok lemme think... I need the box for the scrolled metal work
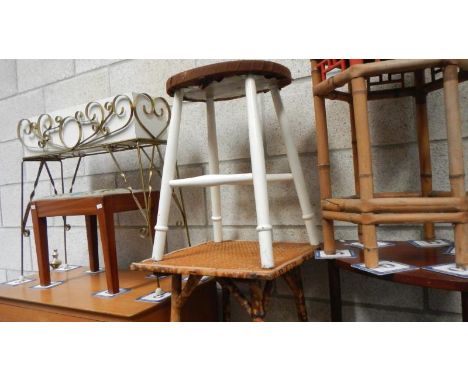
[17,93,171,154]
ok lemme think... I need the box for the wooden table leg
[31,209,51,286]
[96,209,119,294]
[171,274,182,322]
[462,291,468,322]
[283,268,308,322]
[221,285,231,322]
[328,260,342,322]
[85,215,99,272]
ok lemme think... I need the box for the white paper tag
[93,288,130,298]
[96,203,103,209]
[315,249,356,260]
[410,239,451,248]
[31,281,64,289]
[347,241,394,249]
[4,277,35,286]
[425,263,468,279]
[54,264,81,272]
[352,261,417,276]
[137,291,172,303]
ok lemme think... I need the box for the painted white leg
[245,76,274,268]
[206,97,223,242]
[270,86,320,245]
[152,90,184,260]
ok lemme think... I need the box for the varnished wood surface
[0,268,218,322]
[334,241,468,292]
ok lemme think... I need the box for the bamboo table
[311,59,468,269]
[131,241,316,321]
[327,241,468,321]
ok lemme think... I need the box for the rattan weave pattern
[131,241,316,279]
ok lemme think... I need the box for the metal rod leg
[206,97,223,242]
[245,75,274,268]
[328,260,342,322]
[270,86,319,245]
[152,90,184,260]
[461,291,468,322]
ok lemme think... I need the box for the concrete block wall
[0,59,465,321]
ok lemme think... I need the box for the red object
[315,59,381,80]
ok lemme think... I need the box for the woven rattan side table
[311,59,468,270]
[132,241,314,321]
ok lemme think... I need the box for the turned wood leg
[249,280,266,322]
[85,215,99,272]
[328,260,342,322]
[31,208,51,286]
[245,75,274,268]
[96,209,119,294]
[283,268,308,322]
[221,286,231,322]
[153,90,184,261]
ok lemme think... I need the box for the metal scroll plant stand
[16,93,191,283]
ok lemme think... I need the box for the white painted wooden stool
[153,60,319,268]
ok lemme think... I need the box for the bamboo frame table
[327,241,468,321]
[311,59,468,269]
[131,241,316,321]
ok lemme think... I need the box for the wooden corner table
[327,241,468,321]
[31,189,159,294]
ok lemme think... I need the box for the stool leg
[206,97,223,242]
[152,90,184,260]
[31,209,51,286]
[270,86,319,245]
[85,215,99,272]
[443,64,468,268]
[351,77,379,268]
[328,260,342,322]
[245,75,274,268]
[311,60,336,255]
[96,208,119,294]
[415,70,435,241]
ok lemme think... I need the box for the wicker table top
[131,241,317,280]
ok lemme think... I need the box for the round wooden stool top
[166,60,292,102]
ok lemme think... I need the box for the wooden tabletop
[0,268,216,321]
[333,241,468,292]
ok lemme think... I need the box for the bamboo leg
[218,278,252,317]
[311,60,336,254]
[249,280,266,322]
[85,215,99,272]
[443,64,468,268]
[282,268,308,322]
[351,76,378,268]
[152,90,184,261]
[245,75,274,268]
[415,70,435,240]
[328,260,342,322]
[206,97,223,242]
[171,274,182,322]
[348,84,363,242]
[262,280,274,312]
